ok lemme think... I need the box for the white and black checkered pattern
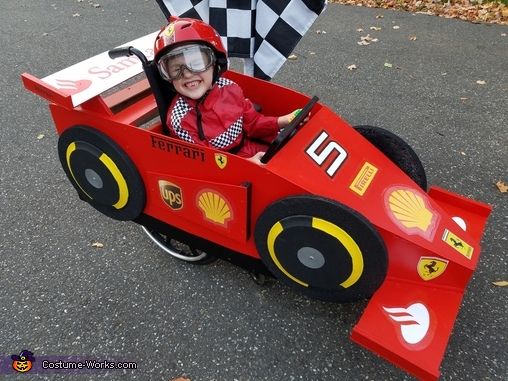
[155,0,327,79]
[209,116,243,149]
[170,97,194,143]
[216,77,234,88]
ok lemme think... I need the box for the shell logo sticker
[215,153,227,169]
[159,180,183,210]
[349,162,378,196]
[385,187,439,241]
[417,257,448,281]
[442,229,473,259]
[383,303,430,348]
[197,190,232,226]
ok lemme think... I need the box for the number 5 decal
[306,131,348,177]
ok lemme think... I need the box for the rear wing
[22,31,158,109]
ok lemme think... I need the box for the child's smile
[173,68,213,100]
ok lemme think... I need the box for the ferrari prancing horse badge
[417,257,448,281]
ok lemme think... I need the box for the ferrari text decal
[197,190,232,227]
[385,187,439,241]
[151,135,205,162]
[159,180,183,210]
[417,257,448,281]
[349,162,378,196]
[442,229,473,259]
[306,131,347,177]
[383,303,430,347]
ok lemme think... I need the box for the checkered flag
[155,0,327,79]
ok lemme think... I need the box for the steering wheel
[260,96,319,164]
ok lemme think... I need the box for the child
[154,17,302,164]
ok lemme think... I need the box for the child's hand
[247,152,266,165]
[278,109,310,128]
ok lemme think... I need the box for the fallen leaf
[492,281,508,287]
[347,64,357,70]
[476,80,486,85]
[37,134,45,140]
[393,25,400,29]
[384,62,393,68]
[91,242,104,248]
[370,26,382,31]
[288,54,298,60]
[495,180,508,193]
[358,34,378,46]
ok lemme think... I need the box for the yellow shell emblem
[197,191,232,226]
[387,187,437,239]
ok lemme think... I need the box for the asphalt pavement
[1,1,507,380]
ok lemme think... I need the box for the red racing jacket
[166,77,280,158]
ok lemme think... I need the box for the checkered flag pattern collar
[155,0,327,79]
[209,116,243,149]
[170,97,195,143]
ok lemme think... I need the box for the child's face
[160,44,216,100]
[172,65,214,100]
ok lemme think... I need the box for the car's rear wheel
[141,226,217,265]
[58,125,145,221]
[354,125,427,190]
[254,196,387,302]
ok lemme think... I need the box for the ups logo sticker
[159,180,183,210]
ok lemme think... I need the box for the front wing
[352,187,492,380]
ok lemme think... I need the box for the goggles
[157,44,216,81]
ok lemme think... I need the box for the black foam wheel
[58,125,145,221]
[354,125,427,190]
[254,196,387,302]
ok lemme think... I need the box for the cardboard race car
[22,31,492,380]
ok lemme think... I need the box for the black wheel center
[297,247,325,269]
[85,168,103,189]
[273,216,354,289]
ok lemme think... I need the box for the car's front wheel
[354,125,427,190]
[254,196,388,302]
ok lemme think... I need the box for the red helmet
[154,17,228,80]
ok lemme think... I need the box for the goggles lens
[158,44,215,80]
